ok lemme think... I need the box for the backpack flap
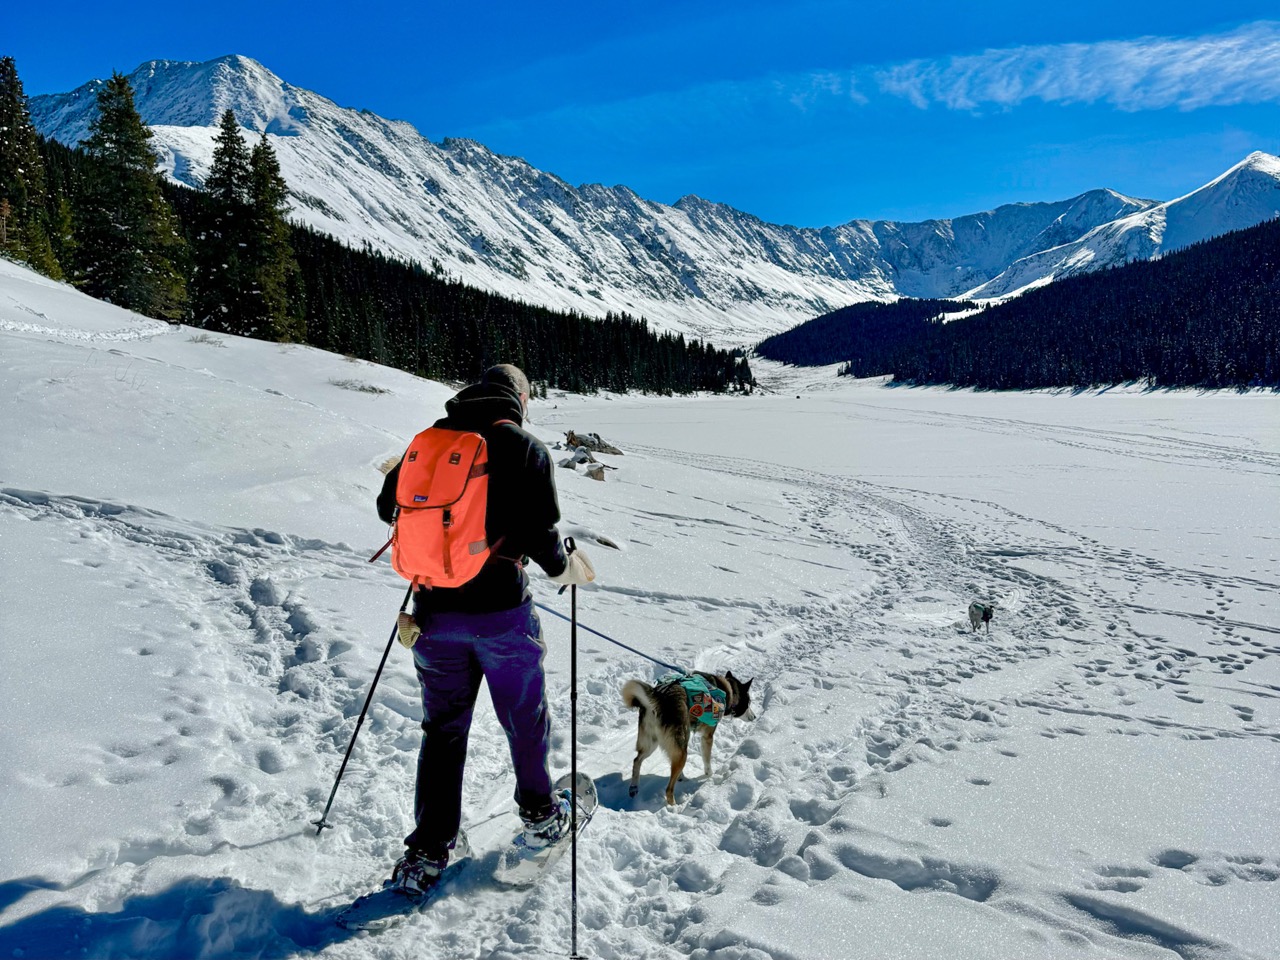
[391,427,493,587]
[396,428,486,509]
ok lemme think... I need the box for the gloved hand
[397,611,422,648]
[549,549,595,586]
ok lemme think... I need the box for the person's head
[481,363,531,416]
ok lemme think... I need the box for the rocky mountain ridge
[30,56,1280,342]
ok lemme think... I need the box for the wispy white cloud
[783,71,867,111]
[464,21,1280,167]
[874,22,1280,112]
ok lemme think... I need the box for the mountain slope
[28,56,1280,341]
[757,214,1280,389]
[968,152,1280,298]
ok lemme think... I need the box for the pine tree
[36,134,81,269]
[76,72,186,318]
[192,109,252,331]
[248,133,304,341]
[205,109,251,204]
[0,56,61,277]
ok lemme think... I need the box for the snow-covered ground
[2,256,1278,960]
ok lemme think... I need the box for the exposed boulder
[559,445,596,469]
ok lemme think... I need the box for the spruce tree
[0,56,61,277]
[192,109,252,331]
[248,133,304,341]
[36,134,80,269]
[76,72,186,318]
[205,109,251,204]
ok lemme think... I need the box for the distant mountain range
[967,151,1280,299]
[29,56,1280,343]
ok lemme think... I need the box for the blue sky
[8,1,1280,224]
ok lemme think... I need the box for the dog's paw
[628,783,638,798]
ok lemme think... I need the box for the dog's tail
[621,679,655,712]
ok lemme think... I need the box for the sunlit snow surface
[2,258,1278,960]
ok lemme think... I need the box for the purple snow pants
[404,599,553,856]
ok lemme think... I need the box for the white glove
[549,550,595,586]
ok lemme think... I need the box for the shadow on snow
[0,875,351,959]
[593,770,707,813]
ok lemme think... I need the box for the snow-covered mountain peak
[37,56,302,144]
[1172,149,1280,203]
[1155,149,1280,252]
[439,136,497,159]
[1238,149,1280,172]
[966,150,1280,299]
[673,194,724,213]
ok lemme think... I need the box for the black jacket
[377,382,568,615]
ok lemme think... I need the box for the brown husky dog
[621,671,755,805]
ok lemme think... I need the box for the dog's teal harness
[657,672,727,727]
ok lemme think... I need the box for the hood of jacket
[441,382,524,431]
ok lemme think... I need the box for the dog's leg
[665,747,687,806]
[699,726,714,777]
[629,729,657,798]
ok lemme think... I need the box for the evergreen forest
[1,59,753,395]
[757,225,1280,390]
[757,299,972,375]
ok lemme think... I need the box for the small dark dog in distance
[969,601,995,633]
[622,671,755,805]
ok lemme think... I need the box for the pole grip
[558,536,577,596]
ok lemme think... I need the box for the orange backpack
[389,423,511,588]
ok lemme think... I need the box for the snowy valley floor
[2,258,1278,959]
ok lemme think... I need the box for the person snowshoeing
[375,364,595,895]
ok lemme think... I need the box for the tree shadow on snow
[0,875,358,959]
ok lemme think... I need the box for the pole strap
[368,535,393,564]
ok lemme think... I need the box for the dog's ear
[743,678,754,690]
[726,670,736,681]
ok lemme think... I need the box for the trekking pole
[565,537,585,959]
[313,583,414,836]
